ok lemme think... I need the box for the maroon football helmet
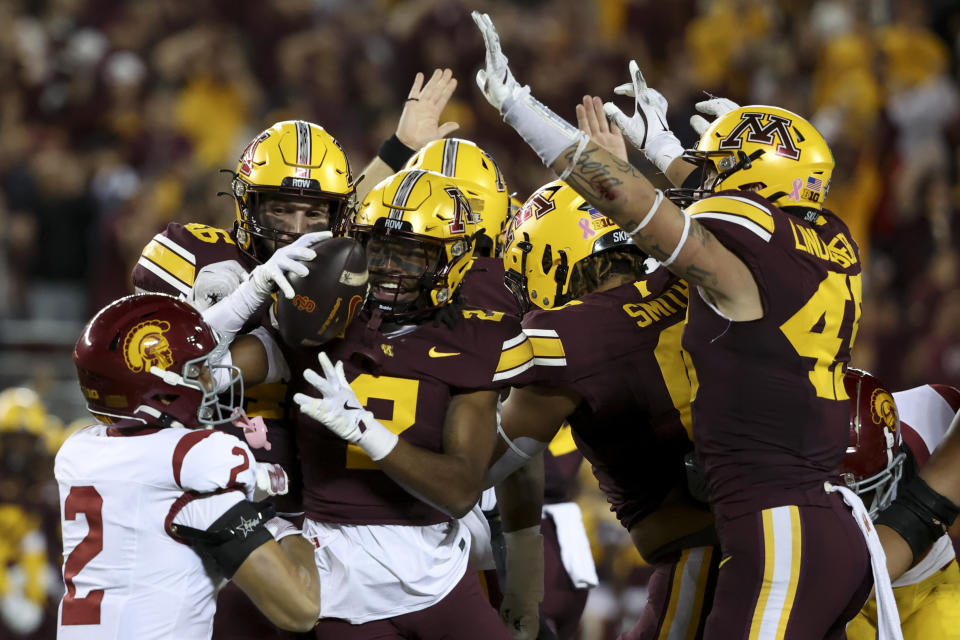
[836,368,905,518]
[74,293,242,428]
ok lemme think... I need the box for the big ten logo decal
[123,320,174,372]
[345,375,419,469]
[293,295,316,312]
[719,112,800,160]
[446,186,480,234]
[185,223,235,245]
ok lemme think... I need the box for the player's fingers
[575,103,588,133]
[590,95,609,133]
[437,122,460,138]
[301,368,326,392]
[690,114,709,137]
[628,59,648,93]
[407,72,425,99]
[580,95,602,135]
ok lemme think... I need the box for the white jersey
[55,424,258,640]
[891,384,960,588]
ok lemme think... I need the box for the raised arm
[471,12,760,320]
[356,69,460,201]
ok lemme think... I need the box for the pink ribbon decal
[578,217,596,239]
[789,177,803,201]
[232,408,272,450]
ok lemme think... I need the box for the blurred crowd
[1,0,959,638]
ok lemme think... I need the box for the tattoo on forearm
[560,143,721,290]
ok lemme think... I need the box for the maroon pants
[704,496,872,639]
[540,515,589,640]
[313,570,510,640]
[619,546,720,640]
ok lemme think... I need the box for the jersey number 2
[62,486,104,626]
[346,375,419,469]
[780,271,862,400]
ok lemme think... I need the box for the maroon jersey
[293,309,535,525]
[681,191,862,522]
[132,222,258,297]
[523,270,694,529]
[132,222,299,511]
[459,256,523,317]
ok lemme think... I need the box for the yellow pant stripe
[749,506,803,640]
[684,546,715,640]
[775,507,802,636]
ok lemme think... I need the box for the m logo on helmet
[870,389,898,429]
[719,112,801,160]
[123,321,175,373]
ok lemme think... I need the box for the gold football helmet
[346,169,476,319]
[502,180,637,311]
[231,120,355,259]
[404,138,509,257]
[667,106,834,212]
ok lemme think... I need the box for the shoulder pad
[685,194,775,240]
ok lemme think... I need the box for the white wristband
[624,189,664,237]
[645,132,684,174]
[502,86,584,167]
[661,211,691,267]
[357,412,399,461]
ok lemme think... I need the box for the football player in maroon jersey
[131,68,461,640]
[288,169,536,639]
[485,176,713,640]
[473,12,889,638]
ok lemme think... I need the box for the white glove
[190,260,248,311]
[603,60,684,173]
[253,462,289,501]
[472,11,523,113]
[250,231,331,300]
[501,525,544,640]
[201,230,330,344]
[690,97,740,137]
[293,352,398,461]
[472,10,586,169]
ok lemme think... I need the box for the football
[274,236,369,348]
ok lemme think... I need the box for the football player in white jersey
[840,370,960,638]
[57,239,325,640]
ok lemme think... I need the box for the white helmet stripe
[295,120,311,178]
[389,170,427,220]
[442,139,459,177]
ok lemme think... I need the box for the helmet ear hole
[542,244,553,274]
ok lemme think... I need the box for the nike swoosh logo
[719,555,733,569]
[428,346,461,358]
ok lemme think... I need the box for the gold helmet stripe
[295,120,312,178]
[442,139,459,177]
[389,169,428,220]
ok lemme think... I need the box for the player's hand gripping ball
[274,237,369,348]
